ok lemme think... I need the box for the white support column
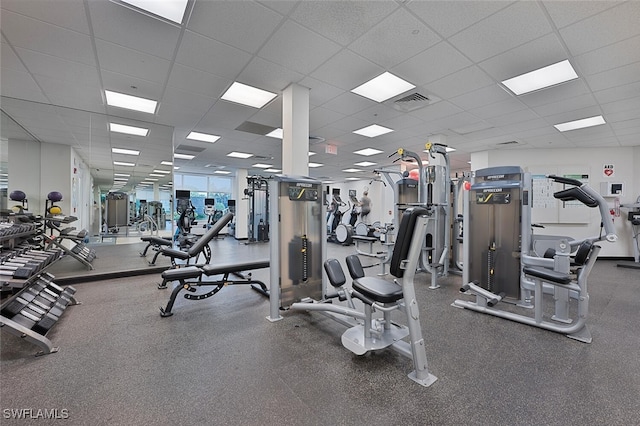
[282,84,310,176]
[235,169,249,239]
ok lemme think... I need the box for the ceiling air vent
[390,92,439,112]
[309,136,326,145]
[495,140,525,149]
[497,141,519,146]
[175,144,206,153]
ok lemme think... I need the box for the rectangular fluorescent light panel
[110,123,149,137]
[265,169,281,173]
[105,90,157,114]
[221,82,277,109]
[121,0,188,24]
[501,60,578,95]
[252,164,272,169]
[187,131,221,143]
[113,161,135,167]
[114,173,130,177]
[355,161,377,167]
[345,177,360,181]
[214,170,232,175]
[112,147,140,156]
[227,152,253,159]
[266,128,283,139]
[114,177,128,181]
[308,162,323,168]
[554,115,606,132]
[354,148,383,156]
[351,72,415,103]
[353,124,394,138]
[174,153,195,160]
[149,174,165,177]
[161,161,173,166]
[153,169,171,174]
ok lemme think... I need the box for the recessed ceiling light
[353,124,394,138]
[345,177,360,181]
[308,162,323,168]
[227,152,253,159]
[221,82,277,109]
[351,71,415,103]
[266,128,283,139]
[187,131,221,143]
[214,170,232,175]
[354,161,377,167]
[121,0,188,24]
[343,168,362,173]
[173,166,180,170]
[114,173,130,177]
[112,147,140,156]
[174,153,195,160]
[308,152,316,157]
[354,148,384,156]
[109,123,149,137]
[113,161,135,167]
[113,177,128,181]
[161,161,173,166]
[153,169,171,174]
[105,90,157,114]
[252,164,272,169]
[554,115,606,132]
[265,168,281,173]
[501,60,578,96]
[145,178,158,181]
[149,173,164,177]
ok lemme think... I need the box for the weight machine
[453,168,617,343]
[617,196,640,269]
[245,176,269,243]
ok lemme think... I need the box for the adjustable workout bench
[158,212,233,268]
[158,259,270,317]
[139,236,173,265]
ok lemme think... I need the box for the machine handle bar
[547,175,583,187]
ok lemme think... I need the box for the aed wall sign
[603,164,614,177]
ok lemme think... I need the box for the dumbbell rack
[44,215,96,270]
[0,272,78,356]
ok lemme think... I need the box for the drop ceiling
[1,0,639,191]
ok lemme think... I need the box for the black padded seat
[141,236,172,246]
[162,266,202,280]
[201,259,269,276]
[522,266,572,285]
[352,277,404,304]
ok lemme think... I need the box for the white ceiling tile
[311,50,381,91]
[1,0,90,34]
[0,68,48,103]
[310,107,345,131]
[352,104,402,125]
[601,98,640,115]
[290,1,397,46]
[95,40,171,85]
[188,1,283,54]
[593,81,640,105]
[617,135,640,146]
[200,100,255,131]
[450,85,512,111]
[479,33,568,82]
[574,35,640,76]
[532,94,598,118]
[486,109,541,128]
[379,113,427,134]
[257,1,296,16]
[258,20,342,75]
[1,10,95,66]
[408,1,513,39]
[544,106,604,127]
[1,41,29,73]
[89,0,181,60]
[15,47,100,88]
[585,61,640,93]
[605,106,640,124]
[161,86,215,116]
[408,101,464,123]
[448,2,553,62]
[392,41,472,86]
[239,57,305,93]
[322,92,373,116]
[176,31,253,79]
[349,8,441,69]
[166,64,231,99]
[559,1,640,56]
[427,66,494,100]
[299,77,344,107]
[542,1,620,29]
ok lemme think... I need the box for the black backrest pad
[390,207,428,278]
[346,255,365,280]
[187,212,234,256]
[324,258,346,287]
[553,187,598,208]
[574,240,594,266]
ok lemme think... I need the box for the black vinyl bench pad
[353,276,404,304]
[141,236,172,246]
[523,266,572,285]
[162,260,270,280]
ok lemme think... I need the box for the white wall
[8,138,42,214]
[471,147,639,257]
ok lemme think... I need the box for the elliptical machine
[327,192,352,245]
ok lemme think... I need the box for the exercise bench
[140,236,173,265]
[159,212,233,268]
[158,259,270,317]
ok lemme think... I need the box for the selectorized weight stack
[268,175,323,320]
